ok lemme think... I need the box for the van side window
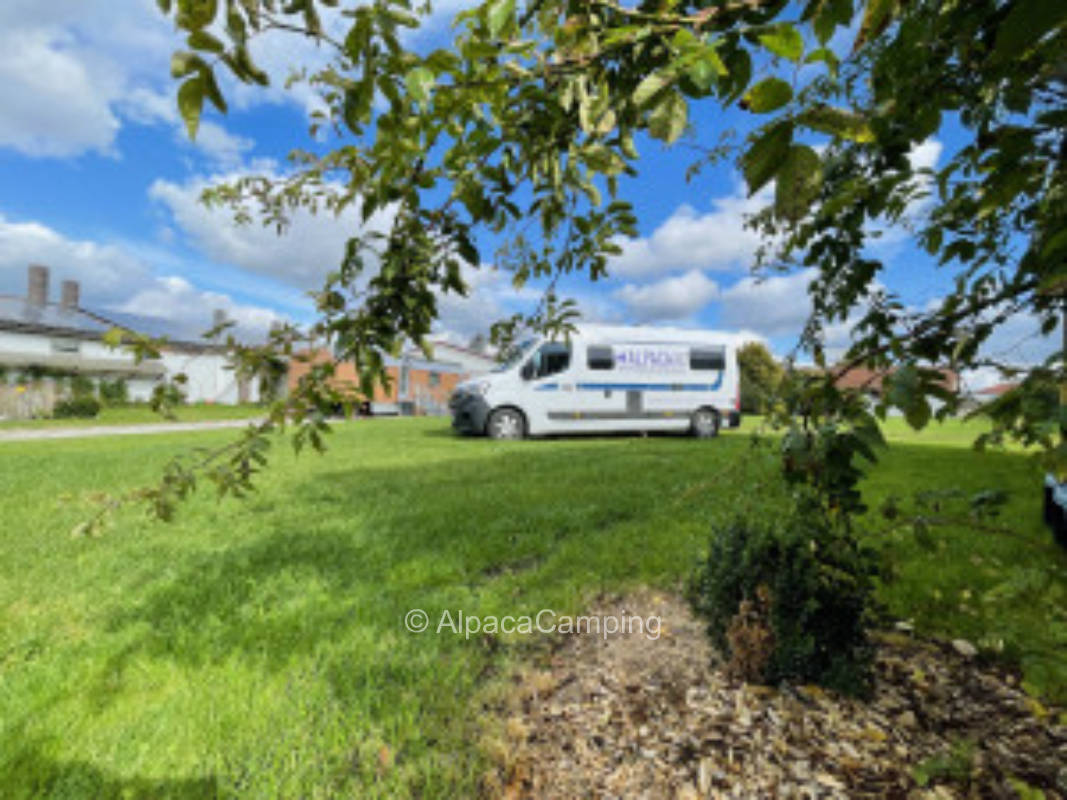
[690,347,725,371]
[587,345,614,370]
[531,342,571,378]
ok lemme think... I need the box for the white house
[0,265,261,418]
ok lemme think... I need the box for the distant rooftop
[0,265,234,352]
[976,382,1020,397]
[0,294,224,352]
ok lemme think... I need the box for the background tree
[737,340,783,415]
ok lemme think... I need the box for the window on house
[398,365,410,398]
[587,345,614,371]
[51,338,80,354]
[429,371,440,387]
[690,347,726,371]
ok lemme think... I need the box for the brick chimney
[27,264,49,307]
[60,280,80,311]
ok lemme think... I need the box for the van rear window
[690,347,725,371]
[587,346,614,370]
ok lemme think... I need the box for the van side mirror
[520,361,535,381]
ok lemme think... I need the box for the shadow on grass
[94,438,740,676]
[3,739,216,800]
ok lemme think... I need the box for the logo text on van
[613,347,688,373]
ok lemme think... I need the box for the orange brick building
[287,341,495,416]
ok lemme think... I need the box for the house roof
[0,295,113,337]
[976,382,1020,396]
[833,365,960,394]
[0,295,225,353]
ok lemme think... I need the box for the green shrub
[98,378,129,406]
[68,374,95,399]
[689,498,879,696]
[53,397,102,419]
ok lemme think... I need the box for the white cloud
[0,0,176,158]
[718,270,816,337]
[0,27,122,157]
[0,0,486,161]
[608,188,770,278]
[120,87,256,168]
[0,214,281,341]
[908,139,943,172]
[111,275,280,340]
[149,170,396,288]
[614,270,720,322]
[432,264,544,339]
[0,215,144,300]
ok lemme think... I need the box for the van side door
[521,341,574,430]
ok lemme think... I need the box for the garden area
[1,417,1063,797]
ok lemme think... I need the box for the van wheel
[691,408,720,439]
[487,408,526,440]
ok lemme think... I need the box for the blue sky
[0,0,1049,387]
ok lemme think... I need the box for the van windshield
[492,338,537,372]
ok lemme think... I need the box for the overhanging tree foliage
[107,0,1066,523]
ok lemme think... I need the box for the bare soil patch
[482,590,1066,799]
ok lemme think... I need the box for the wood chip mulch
[481,591,1067,799]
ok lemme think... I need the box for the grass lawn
[0,404,267,430]
[1,417,1064,797]
[735,412,1023,449]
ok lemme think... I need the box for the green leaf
[187,29,225,54]
[176,0,218,30]
[742,121,793,195]
[758,24,804,62]
[796,106,873,142]
[854,0,897,50]
[685,46,727,94]
[200,65,227,114]
[405,66,435,104]
[595,109,617,136]
[1041,228,1067,260]
[775,144,822,222]
[632,70,672,108]
[804,46,840,74]
[177,76,205,139]
[992,0,1067,63]
[171,51,204,78]
[810,0,852,44]
[486,0,516,39]
[648,93,687,144]
[742,77,793,113]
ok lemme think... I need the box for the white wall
[158,350,258,404]
[0,328,258,405]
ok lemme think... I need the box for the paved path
[0,419,263,443]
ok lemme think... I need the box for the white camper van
[449,325,741,440]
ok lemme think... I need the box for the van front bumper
[449,390,491,435]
